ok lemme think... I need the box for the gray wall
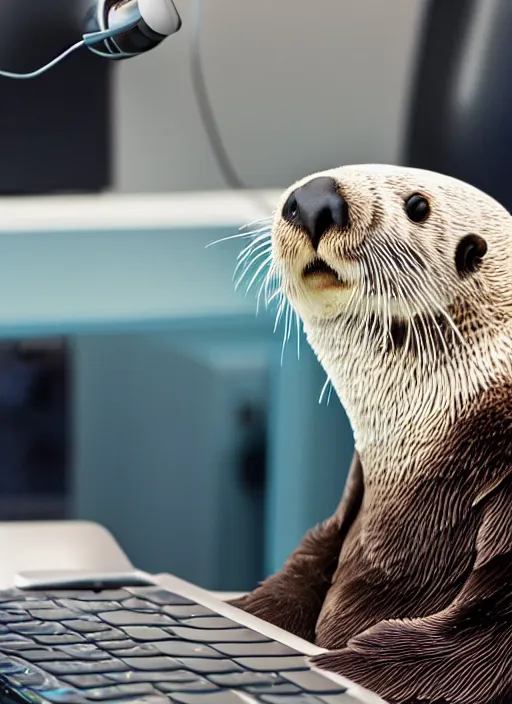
[112,0,426,193]
[72,332,238,588]
[71,322,354,587]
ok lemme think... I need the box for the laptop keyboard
[0,585,359,704]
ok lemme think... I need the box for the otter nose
[283,176,348,249]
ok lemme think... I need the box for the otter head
[245,164,512,448]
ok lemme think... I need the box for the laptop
[0,524,386,704]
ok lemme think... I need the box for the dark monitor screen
[0,340,69,521]
[0,0,111,195]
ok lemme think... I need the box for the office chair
[403,0,512,211]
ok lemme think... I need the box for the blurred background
[0,0,510,591]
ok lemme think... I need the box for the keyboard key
[0,640,37,657]
[155,678,218,694]
[121,598,157,611]
[126,588,194,606]
[120,627,173,642]
[0,610,31,623]
[29,609,79,621]
[81,683,155,700]
[7,670,54,689]
[56,644,109,660]
[2,600,57,610]
[35,634,86,646]
[162,605,214,619]
[207,671,284,688]
[14,621,68,636]
[234,656,309,672]
[95,639,136,650]
[246,683,302,695]
[105,670,197,684]
[281,670,347,694]
[168,692,248,703]
[259,696,322,704]
[63,620,113,634]
[103,644,161,658]
[40,689,89,703]
[99,611,177,627]
[45,591,130,602]
[174,658,243,675]
[0,640,40,652]
[86,628,125,641]
[211,641,301,657]
[0,589,30,602]
[0,655,28,673]
[44,660,128,676]
[61,675,112,688]
[321,697,377,704]
[178,616,242,629]
[153,641,222,659]
[0,634,34,645]
[130,697,176,704]
[168,627,270,643]
[57,600,121,614]
[121,656,183,671]
[5,663,61,690]
[12,649,73,662]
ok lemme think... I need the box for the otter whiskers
[366,246,390,353]
[234,234,273,271]
[234,237,300,364]
[230,225,273,295]
[205,219,272,249]
[382,239,469,352]
[235,250,273,293]
[371,239,467,360]
[207,221,295,352]
[372,240,428,359]
[234,244,272,289]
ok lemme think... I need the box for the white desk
[0,519,246,602]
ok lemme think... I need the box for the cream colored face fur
[266,164,512,452]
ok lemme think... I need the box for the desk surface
[0,190,279,233]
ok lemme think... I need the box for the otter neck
[304,317,512,465]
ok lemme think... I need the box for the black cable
[189,0,274,217]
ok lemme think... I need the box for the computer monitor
[0,0,111,194]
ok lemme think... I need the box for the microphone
[0,0,181,79]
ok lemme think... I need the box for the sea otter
[231,164,512,704]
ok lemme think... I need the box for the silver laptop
[0,522,385,704]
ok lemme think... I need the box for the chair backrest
[403,0,512,211]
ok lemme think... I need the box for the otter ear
[455,234,487,276]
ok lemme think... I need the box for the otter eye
[283,193,298,222]
[455,234,487,276]
[405,194,430,223]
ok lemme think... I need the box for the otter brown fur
[231,164,512,704]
